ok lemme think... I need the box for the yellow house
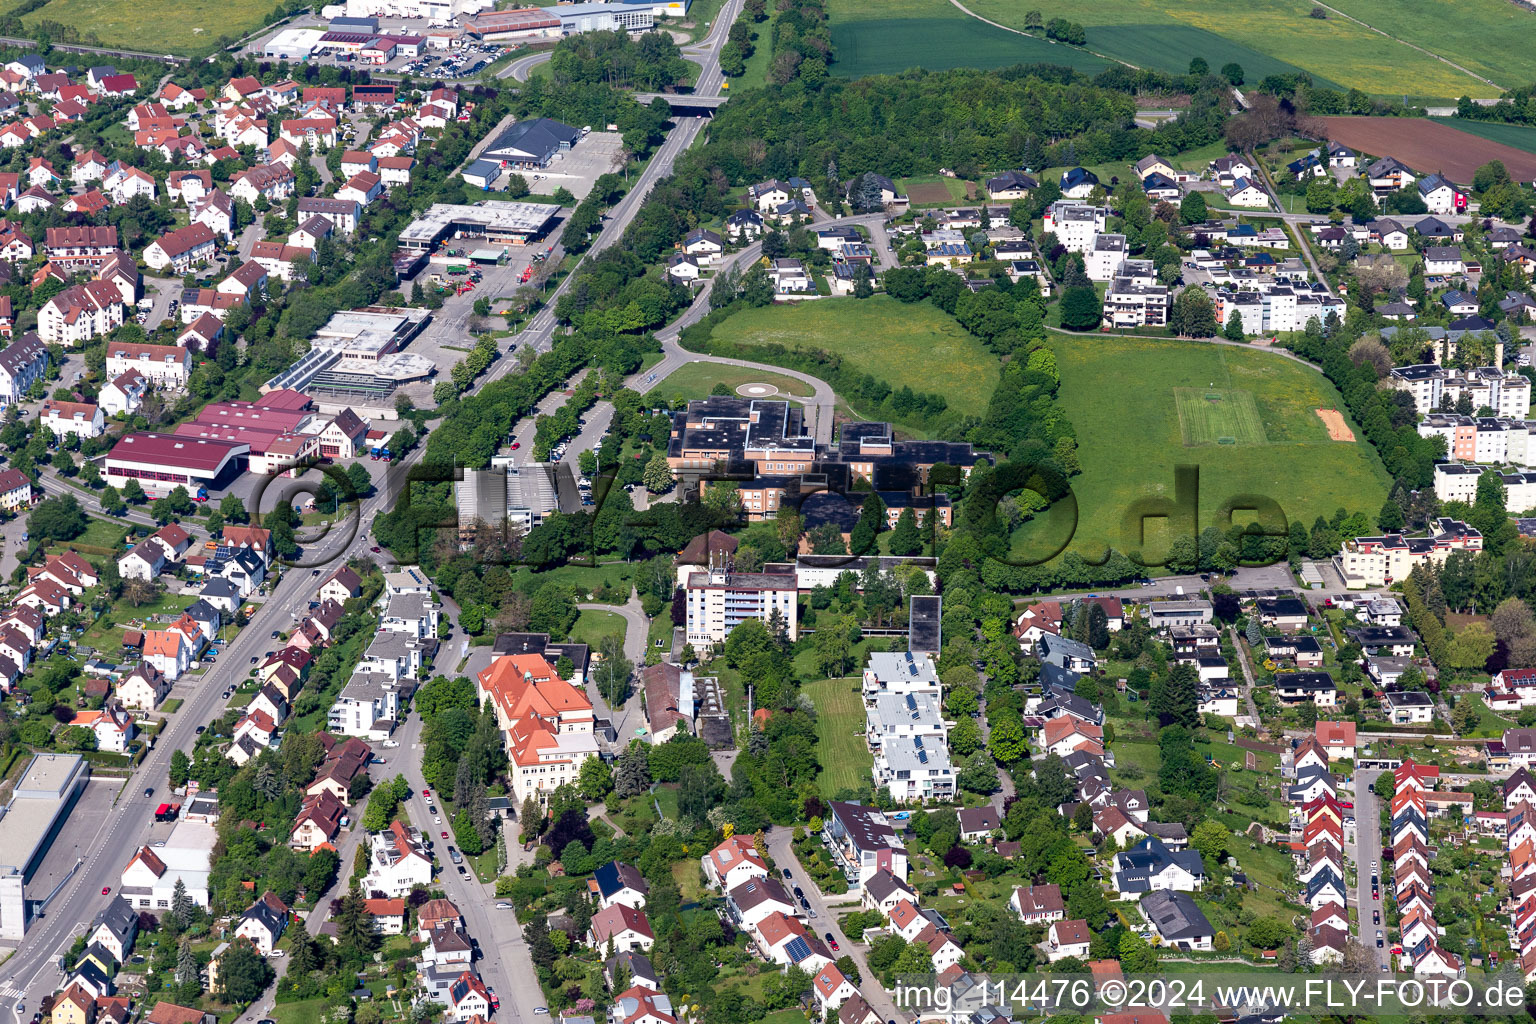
[51,985,96,1024]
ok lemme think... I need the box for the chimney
[1496,340,1505,370]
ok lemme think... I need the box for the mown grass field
[707,296,999,418]
[1021,337,1391,562]
[570,609,627,648]
[961,0,1493,98]
[826,0,1108,78]
[21,0,285,54]
[1430,118,1536,157]
[1174,387,1269,446]
[802,676,870,797]
[653,363,812,402]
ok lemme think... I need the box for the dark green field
[830,17,1111,77]
[1087,23,1345,90]
[1430,118,1536,156]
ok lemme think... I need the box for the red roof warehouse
[105,432,247,496]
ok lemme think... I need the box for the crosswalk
[0,981,26,1004]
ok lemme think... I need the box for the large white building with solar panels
[867,689,954,803]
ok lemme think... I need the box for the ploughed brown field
[1319,116,1536,185]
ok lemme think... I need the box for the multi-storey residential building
[1389,365,1531,418]
[823,801,908,890]
[684,558,798,646]
[475,652,598,806]
[1337,517,1483,588]
[1102,259,1169,328]
[1042,201,1108,252]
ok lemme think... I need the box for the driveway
[765,827,906,1023]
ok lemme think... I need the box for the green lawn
[734,9,777,89]
[653,363,813,403]
[899,175,974,206]
[80,592,198,653]
[1019,337,1391,562]
[960,0,1491,99]
[22,0,286,54]
[707,295,999,419]
[801,677,871,797]
[570,609,627,648]
[1431,118,1536,156]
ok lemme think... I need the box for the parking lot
[247,14,513,77]
[26,778,120,908]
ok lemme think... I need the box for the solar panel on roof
[905,694,916,710]
[784,936,812,962]
[912,735,923,749]
[918,750,928,764]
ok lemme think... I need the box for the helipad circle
[737,382,779,397]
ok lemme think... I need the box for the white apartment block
[1085,233,1128,281]
[684,564,798,646]
[1042,201,1108,253]
[1391,365,1531,419]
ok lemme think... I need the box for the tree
[169,748,191,788]
[1179,190,1208,225]
[889,506,923,556]
[220,493,248,522]
[1190,819,1229,865]
[28,495,87,543]
[957,751,999,793]
[578,756,612,801]
[100,485,125,515]
[988,712,1028,763]
[1221,62,1244,84]
[122,479,146,505]
[1059,286,1102,330]
[175,936,199,991]
[171,877,194,928]
[453,807,484,855]
[1224,310,1246,341]
[1448,621,1495,671]
[1169,287,1218,338]
[214,941,271,1003]
[642,453,673,494]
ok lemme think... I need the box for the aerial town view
[4,0,1536,1022]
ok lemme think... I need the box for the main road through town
[0,2,745,1018]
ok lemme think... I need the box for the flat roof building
[398,202,560,250]
[0,753,90,939]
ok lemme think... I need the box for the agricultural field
[1321,0,1536,91]
[1023,337,1391,562]
[1430,118,1536,158]
[20,0,285,54]
[826,0,1108,78]
[959,0,1491,99]
[1320,116,1536,184]
[707,296,1000,419]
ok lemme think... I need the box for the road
[765,827,904,1023]
[1,0,748,1013]
[0,462,403,1018]
[1353,768,1389,969]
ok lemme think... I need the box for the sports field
[707,296,998,419]
[826,0,1109,78]
[1174,388,1268,447]
[959,0,1495,98]
[1430,118,1536,157]
[1029,338,1390,561]
[21,0,284,53]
